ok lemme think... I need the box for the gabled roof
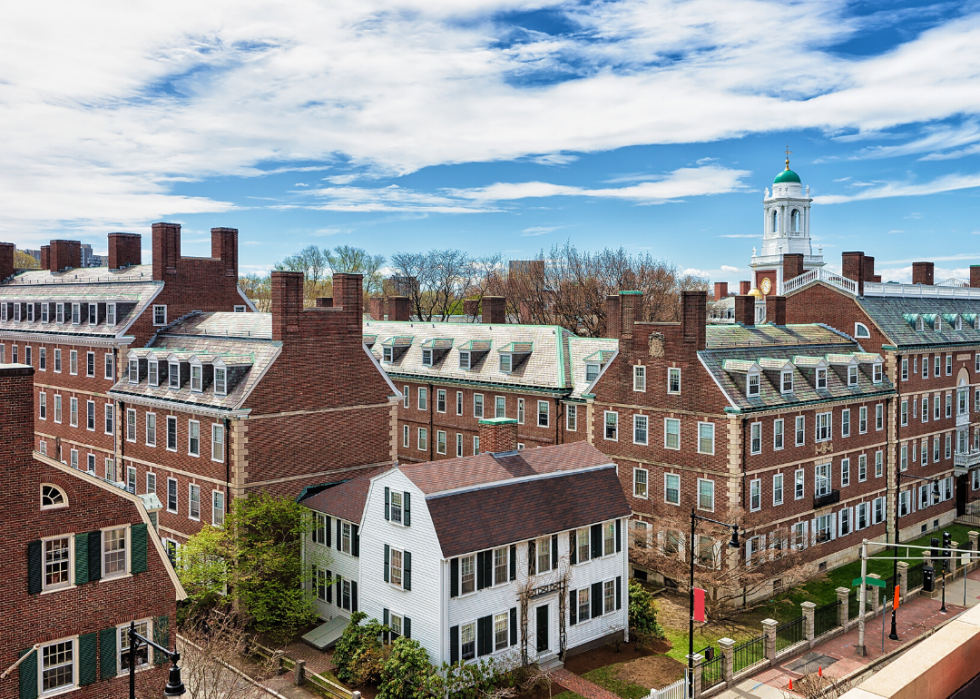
[859,296,980,348]
[302,469,385,523]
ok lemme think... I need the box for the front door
[536,604,550,653]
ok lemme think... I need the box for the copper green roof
[859,296,980,348]
[774,168,801,184]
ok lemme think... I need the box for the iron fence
[813,600,840,637]
[907,562,925,591]
[699,655,723,690]
[775,617,805,652]
[849,589,863,620]
[733,635,766,674]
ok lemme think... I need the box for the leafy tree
[333,612,389,685]
[14,250,39,269]
[628,579,664,638]
[238,273,271,311]
[378,637,437,699]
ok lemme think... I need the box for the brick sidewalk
[550,668,622,699]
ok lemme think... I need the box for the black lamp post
[890,473,942,641]
[688,508,740,697]
[128,620,186,698]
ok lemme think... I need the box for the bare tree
[276,246,331,305]
[389,249,474,321]
[238,274,271,312]
[327,245,386,295]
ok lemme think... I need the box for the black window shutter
[88,531,102,582]
[19,648,37,699]
[383,608,389,643]
[450,557,459,597]
[591,524,601,559]
[326,570,333,603]
[79,632,97,686]
[384,544,390,583]
[326,516,332,547]
[336,519,342,550]
[384,487,390,520]
[404,617,411,639]
[27,541,42,595]
[616,576,622,610]
[404,551,412,591]
[509,607,517,646]
[591,582,602,619]
[336,575,343,608]
[352,581,358,612]
[477,616,491,657]
[404,492,411,527]
[616,519,622,553]
[569,532,577,565]
[551,534,558,569]
[100,627,117,680]
[569,590,577,625]
[477,550,486,591]
[528,541,536,575]
[450,626,459,664]
[509,545,516,581]
[352,526,360,558]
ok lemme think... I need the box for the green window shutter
[569,532,576,565]
[616,519,622,553]
[78,633,97,686]
[19,648,37,699]
[154,615,170,664]
[131,524,148,574]
[450,557,458,597]
[326,569,333,603]
[336,519,342,551]
[325,516,332,547]
[450,626,459,664]
[509,608,517,646]
[352,525,360,558]
[74,533,89,585]
[551,534,558,569]
[100,627,117,679]
[477,616,491,657]
[569,590,577,625]
[616,576,622,611]
[403,551,412,591]
[404,492,411,527]
[591,524,601,559]
[351,581,358,612]
[591,582,602,619]
[509,545,516,581]
[384,487,390,520]
[404,617,411,639]
[88,531,102,582]
[476,551,486,591]
[383,608,389,643]
[27,541,42,595]
[384,544,390,583]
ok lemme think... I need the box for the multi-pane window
[795,469,804,499]
[390,491,403,523]
[636,365,649,391]
[188,420,200,456]
[697,479,714,511]
[603,580,616,614]
[901,400,909,426]
[494,612,509,651]
[875,404,884,430]
[922,440,929,465]
[418,387,427,411]
[126,408,137,442]
[436,430,447,455]
[815,412,831,442]
[213,491,225,527]
[841,458,850,486]
[456,391,463,416]
[169,363,180,389]
[665,418,680,450]
[71,303,80,324]
[537,536,551,573]
[698,422,714,454]
[473,394,484,418]
[858,454,867,481]
[39,347,46,371]
[577,528,590,562]
[578,588,591,622]
[167,478,178,512]
[417,427,427,451]
[54,395,62,423]
[403,386,410,408]
[633,414,647,445]
[747,373,760,397]
[603,411,618,441]
[816,368,827,389]
[167,416,178,451]
[848,365,858,386]
[773,473,784,505]
[566,404,577,432]
[189,484,201,520]
[947,355,953,375]
[494,547,508,585]
[586,363,599,382]
[69,397,78,427]
[781,370,793,394]
[40,640,75,694]
[873,363,883,383]
[815,514,833,544]
[667,367,681,394]
[922,396,929,422]
[934,436,941,462]
[456,433,463,457]
[190,365,203,392]
[749,479,761,511]
[665,473,680,505]
[517,398,525,424]
[901,357,909,381]
[212,424,224,462]
[875,451,884,477]
[86,352,94,377]
[39,391,46,420]
[934,394,941,420]
[128,358,139,383]
[750,422,762,454]
[603,522,616,555]
[858,406,867,433]
[537,400,549,427]
[900,444,908,471]
[461,623,476,660]
[103,527,127,577]
[774,419,784,450]
[390,549,404,588]
[935,355,941,377]
[44,537,72,591]
[815,463,831,497]
[840,508,852,536]
[214,367,226,395]
[795,416,805,446]
[101,352,111,379]
[153,305,167,325]
[460,555,475,595]
[435,390,446,413]
[946,393,953,419]
[633,468,648,498]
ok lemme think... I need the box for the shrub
[334,613,388,685]
[378,637,437,699]
[628,579,664,638]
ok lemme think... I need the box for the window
[70,450,78,470]
[578,588,591,622]
[103,527,127,578]
[873,362,883,384]
[839,508,852,536]
[494,612,509,651]
[792,522,808,550]
[461,623,476,660]
[436,430,447,455]
[633,468,648,498]
[795,416,805,446]
[69,397,78,427]
[934,436,941,462]
[577,528,590,561]
[126,408,136,441]
[876,404,884,430]
[86,352,94,377]
[923,354,929,378]
[147,473,156,495]
[493,395,505,418]
[922,440,929,465]
[698,422,714,454]
[815,463,831,497]
[795,469,804,499]
[55,303,64,323]
[213,491,225,527]
[167,479,178,513]
[421,349,433,366]
[947,354,953,375]
[455,390,463,416]
[494,547,508,585]
[815,514,834,544]
[106,303,116,325]
[190,365,202,393]
[872,497,885,525]
[340,522,352,554]
[69,350,77,375]
[902,357,909,381]
[816,368,827,390]
[697,479,714,511]
[900,444,908,471]
[41,304,48,323]
[456,433,463,457]
[43,536,72,591]
[632,414,647,445]
[128,357,139,384]
[167,416,177,451]
[922,396,929,422]
[586,363,599,382]
[665,418,680,450]
[54,348,61,373]
[774,419,783,450]
[153,305,167,325]
[603,522,615,555]
[473,436,480,454]
[935,355,941,377]
[747,373,760,397]
[858,406,867,433]
[40,639,75,694]
[537,400,549,427]
[39,347,46,371]
[517,398,525,424]
[637,365,650,392]
[71,303,80,324]
[390,490,403,524]
[858,454,867,482]
[54,395,62,424]
[841,458,850,487]
[749,479,761,511]
[848,365,858,386]
[39,392,46,420]
[773,473,784,505]
[473,394,484,418]
[460,555,475,595]
[875,450,884,477]
[665,473,680,505]
[934,394,941,420]
[459,351,471,370]
[633,521,649,549]
[169,362,180,389]
[433,389,446,414]
[603,411,618,441]
[747,422,761,456]
[537,536,551,572]
[856,503,869,530]
[566,404,577,431]
[499,353,512,373]
[417,387,427,411]
[901,400,909,426]
[668,367,682,394]
[403,386,410,409]
[389,548,405,588]
[417,427,427,451]
[781,370,793,394]
[946,433,952,459]
[104,403,114,435]
[188,420,200,456]
[946,393,953,419]
[815,412,831,442]
[603,579,616,614]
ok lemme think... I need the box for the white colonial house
[302,419,631,666]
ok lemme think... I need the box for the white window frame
[697,478,715,512]
[773,473,784,506]
[633,468,648,498]
[188,419,200,457]
[104,403,114,435]
[537,400,549,428]
[213,490,225,527]
[212,423,224,462]
[664,417,680,450]
[749,478,761,512]
[167,478,178,513]
[635,365,648,392]
[815,412,831,442]
[188,484,201,521]
[126,408,136,442]
[841,458,850,487]
[166,416,178,452]
[473,393,484,418]
[774,418,784,450]
[153,305,167,326]
[632,414,647,445]
[566,404,577,432]
[38,637,78,696]
[794,469,804,500]
[664,473,680,506]
[603,410,619,441]
[795,415,805,446]
[698,421,715,455]
[41,534,73,592]
[668,367,682,394]
[101,525,129,580]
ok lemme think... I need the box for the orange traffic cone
[788,679,793,691]
[818,667,823,677]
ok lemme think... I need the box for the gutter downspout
[428,382,434,461]
[225,417,232,515]
[741,415,748,609]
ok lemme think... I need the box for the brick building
[0,225,254,480]
[0,364,184,699]
[106,271,399,549]
[363,296,615,463]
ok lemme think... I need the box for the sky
[2,0,980,285]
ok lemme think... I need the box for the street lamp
[128,620,186,699]
[688,508,739,697]
[890,473,941,641]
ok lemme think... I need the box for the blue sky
[2,0,980,284]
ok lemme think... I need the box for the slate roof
[363,320,617,399]
[858,296,980,348]
[705,323,852,349]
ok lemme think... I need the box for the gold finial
[784,145,792,170]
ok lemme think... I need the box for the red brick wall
[784,284,886,352]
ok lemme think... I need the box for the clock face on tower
[760,278,772,295]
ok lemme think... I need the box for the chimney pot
[713,282,728,302]
[482,296,506,325]
[478,418,518,454]
[912,262,934,286]
[390,296,411,322]
[739,280,751,295]
[766,295,787,326]
[735,295,755,327]
[107,232,142,270]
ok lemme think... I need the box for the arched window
[791,209,800,232]
[855,323,871,339]
[771,209,778,234]
[41,484,67,510]
[955,315,963,331]
[916,316,924,332]
[936,315,943,332]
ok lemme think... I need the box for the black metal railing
[699,655,723,690]
[775,617,805,652]
[813,490,841,510]
[907,562,925,591]
[813,600,840,637]
[733,635,766,674]
[696,644,715,662]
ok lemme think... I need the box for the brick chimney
[479,418,518,454]
[40,246,50,270]
[782,253,804,283]
[863,256,875,282]
[369,297,386,320]
[682,290,707,349]
[152,222,181,280]
[739,280,751,295]
[605,295,620,339]
[271,271,304,341]
[971,266,980,289]
[390,296,411,322]
[0,364,36,470]
[713,282,728,302]
[619,291,641,340]
[49,240,81,273]
[767,295,787,326]
[463,299,478,318]
[211,227,238,278]
[483,296,506,325]
[0,243,14,281]
[332,273,364,315]
[912,262,934,286]
[735,295,755,327]
[315,297,333,308]
[107,233,142,270]
[841,251,865,296]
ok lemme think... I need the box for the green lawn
[552,664,649,699]
[661,625,756,664]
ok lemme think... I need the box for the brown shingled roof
[302,469,384,523]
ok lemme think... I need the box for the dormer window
[383,347,393,362]
[747,373,761,397]
[916,316,924,331]
[26,304,33,322]
[128,358,139,384]
[56,303,64,324]
[107,303,116,326]
[13,303,20,322]
[41,304,48,323]
[955,315,963,331]
[975,316,980,331]
[169,362,180,389]
[500,353,513,373]
[816,368,827,390]
[586,363,599,382]
[215,368,227,396]
[88,303,97,325]
[148,360,159,387]
[848,366,858,386]
[855,323,870,339]
[190,365,203,392]
[936,315,943,332]
[0,303,6,321]
[873,363,883,384]
[71,303,80,324]
[781,370,793,394]
[459,351,471,370]
[422,349,433,366]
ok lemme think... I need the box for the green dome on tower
[774,168,801,184]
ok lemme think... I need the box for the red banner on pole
[894,585,900,610]
[694,588,706,622]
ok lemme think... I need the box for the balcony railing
[863,282,980,300]
[783,269,858,296]
[814,489,840,509]
[954,451,980,471]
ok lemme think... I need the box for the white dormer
[781,369,793,394]
[189,358,203,393]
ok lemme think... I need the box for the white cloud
[324,174,360,185]
[720,265,739,272]
[528,154,579,166]
[520,226,562,236]
[311,228,347,236]
[814,173,980,204]
[294,182,310,187]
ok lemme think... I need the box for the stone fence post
[719,637,735,687]
[687,653,703,699]
[951,541,960,579]
[897,561,909,603]
[868,574,881,614]
[836,587,849,630]
[970,532,979,572]
[802,602,816,649]
[294,659,306,686]
[762,619,777,663]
